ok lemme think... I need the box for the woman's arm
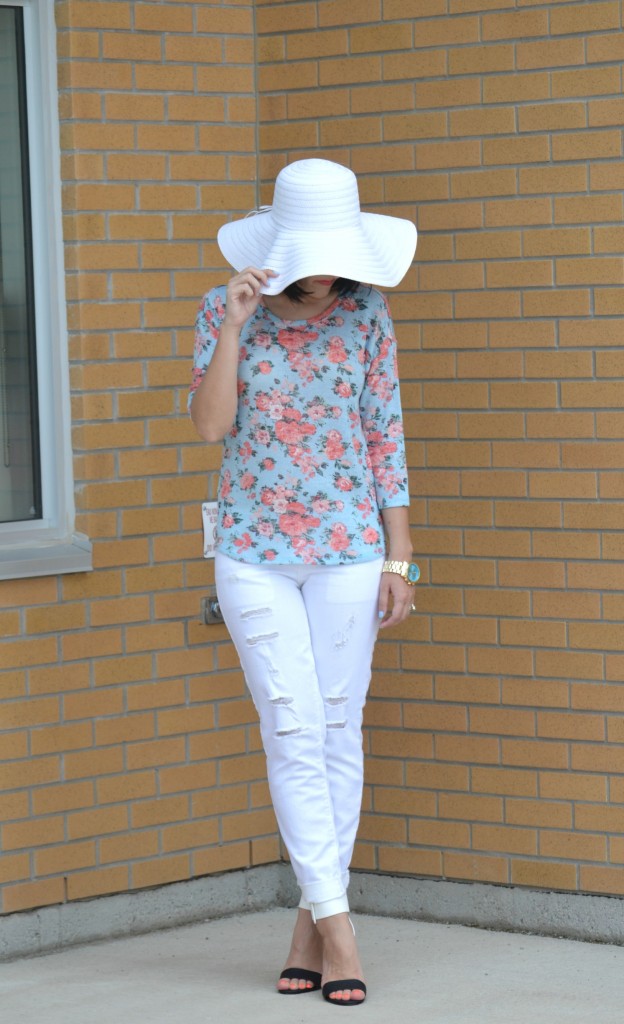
[381,504,412,562]
[190,267,275,443]
[190,317,242,443]
[377,505,414,629]
[357,295,413,628]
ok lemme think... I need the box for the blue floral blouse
[189,284,409,565]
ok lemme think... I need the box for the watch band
[382,560,420,584]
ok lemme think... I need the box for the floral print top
[189,284,409,565]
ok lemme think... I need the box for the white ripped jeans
[215,552,383,917]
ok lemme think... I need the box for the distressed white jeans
[215,552,383,910]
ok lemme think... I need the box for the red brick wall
[257,0,624,896]
[0,0,279,916]
[2,0,624,915]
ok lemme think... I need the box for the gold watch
[382,560,420,585]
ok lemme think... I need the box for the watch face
[407,562,420,583]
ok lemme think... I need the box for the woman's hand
[378,571,414,629]
[378,508,414,629]
[223,267,276,328]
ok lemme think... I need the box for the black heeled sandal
[322,978,367,1006]
[278,967,322,994]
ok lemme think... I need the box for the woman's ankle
[315,912,355,944]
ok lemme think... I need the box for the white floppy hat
[217,159,417,296]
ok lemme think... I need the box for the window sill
[0,533,92,580]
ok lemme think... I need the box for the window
[0,5,40,526]
[0,0,91,579]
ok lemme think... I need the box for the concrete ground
[2,908,624,1024]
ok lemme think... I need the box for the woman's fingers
[230,274,261,299]
[232,266,276,292]
[377,574,390,623]
[239,281,257,299]
[224,267,276,325]
[378,574,413,629]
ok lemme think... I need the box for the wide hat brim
[218,211,417,296]
[217,159,417,295]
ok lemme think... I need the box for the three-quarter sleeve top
[189,284,409,565]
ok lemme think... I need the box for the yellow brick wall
[0,0,280,916]
[2,0,624,916]
[257,0,624,896]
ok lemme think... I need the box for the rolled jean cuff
[300,879,346,904]
[299,868,350,911]
[298,894,351,922]
[309,894,350,923]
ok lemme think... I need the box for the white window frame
[0,0,91,579]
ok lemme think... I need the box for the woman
[189,159,418,1006]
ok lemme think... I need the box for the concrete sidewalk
[1,908,624,1023]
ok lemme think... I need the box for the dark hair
[283,278,359,303]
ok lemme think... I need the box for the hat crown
[271,159,361,232]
